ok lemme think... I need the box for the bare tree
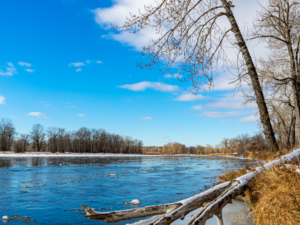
[19,134,30,152]
[252,0,300,145]
[116,0,278,152]
[47,127,59,153]
[0,118,16,151]
[30,124,45,152]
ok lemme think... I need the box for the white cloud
[164,73,183,79]
[27,112,50,119]
[69,62,85,67]
[237,115,259,123]
[76,68,82,72]
[96,60,103,64]
[119,81,179,92]
[140,117,153,120]
[0,62,18,76]
[77,114,85,117]
[86,60,91,64]
[18,62,31,67]
[93,0,269,55]
[191,105,203,111]
[25,68,35,73]
[191,93,256,111]
[175,93,205,101]
[198,111,240,118]
[93,1,161,51]
[0,96,5,104]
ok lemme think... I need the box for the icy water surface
[0,156,253,225]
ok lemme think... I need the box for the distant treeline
[145,133,269,155]
[0,118,143,154]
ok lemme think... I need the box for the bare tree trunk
[221,0,278,152]
[292,117,297,147]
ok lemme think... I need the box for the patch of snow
[126,215,161,225]
[140,168,154,171]
[130,199,141,205]
[2,216,9,220]
[0,153,162,158]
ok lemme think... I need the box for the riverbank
[0,152,157,157]
[0,152,254,160]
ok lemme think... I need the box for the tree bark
[221,0,278,152]
[291,116,296,147]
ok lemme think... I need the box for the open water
[0,156,253,225]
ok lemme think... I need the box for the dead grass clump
[250,163,300,225]
[217,169,248,184]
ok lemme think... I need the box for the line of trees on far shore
[144,133,270,155]
[0,117,289,155]
[0,118,143,154]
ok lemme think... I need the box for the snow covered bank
[0,152,252,159]
[0,152,161,157]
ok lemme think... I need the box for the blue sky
[0,0,264,147]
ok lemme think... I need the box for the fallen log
[81,148,300,225]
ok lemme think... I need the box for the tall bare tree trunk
[221,0,278,152]
[287,41,300,146]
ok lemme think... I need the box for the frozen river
[0,156,253,225]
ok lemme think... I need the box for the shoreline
[0,152,254,159]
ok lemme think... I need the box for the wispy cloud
[18,62,31,67]
[0,62,18,76]
[69,62,85,67]
[0,96,5,104]
[77,114,85,117]
[175,93,205,101]
[198,111,240,118]
[140,117,153,120]
[96,60,103,64]
[76,68,82,72]
[163,137,169,139]
[191,105,203,110]
[119,81,179,92]
[164,73,183,79]
[41,101,50,107]
[237,115,259,123]
[191,93,256,111]
[27,112,50,119]
[86,60,91,64]
[25,68,35,73]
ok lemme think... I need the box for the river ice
[0,155,254,225]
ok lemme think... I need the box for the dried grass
[249,163,300,225]
[218,162,300,225]
[218,169,248,184]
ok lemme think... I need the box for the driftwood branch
[82,149,300,225]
